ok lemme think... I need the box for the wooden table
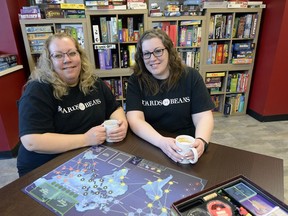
[0,130,284,215]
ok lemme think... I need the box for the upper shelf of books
[19,1,265,20]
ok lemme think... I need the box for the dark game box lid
[171,175,288,216]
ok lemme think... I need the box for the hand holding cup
[175,135,198,164]
[103,119,119,142]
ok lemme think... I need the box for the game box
[171,175,288,216]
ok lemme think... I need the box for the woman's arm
[191,110,214,157]
[21,124,106,154]
[110,107,128,126]
[21,107,129,154]
[127,110,183,163]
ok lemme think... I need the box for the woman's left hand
[184,138,206,161]
[105,119,128,142]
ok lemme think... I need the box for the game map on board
[22,146,207,216]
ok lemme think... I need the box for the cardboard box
[171,175,288,216]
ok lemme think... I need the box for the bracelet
[196,137,209,152]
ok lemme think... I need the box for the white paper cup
[103,119,119,142]
[175,135,198,164]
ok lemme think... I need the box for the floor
[0,115,287,204]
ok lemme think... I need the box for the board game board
[23,146,207,215]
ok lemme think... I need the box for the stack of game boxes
[30,1,85,18]
[164,1,181,17]
[181,0,202,16]
[0,54,17,72]
[18,5,41,19]
[85,0,127,10]
[127,0,147,10]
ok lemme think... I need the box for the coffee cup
[175,135,198,164]
[103,119,119,142]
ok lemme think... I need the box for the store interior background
[0,0,287,203]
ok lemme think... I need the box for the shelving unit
[19,7,263,116]
[85,9,148,107]
[147,15,206,71]
[19,18,89,73]
[200,8,263,116]
[0,65,24,77]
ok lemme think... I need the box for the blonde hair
[27,32,98,100]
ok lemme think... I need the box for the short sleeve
[187,68,215,114]
[126,74,143,112]
[18,82,57,137]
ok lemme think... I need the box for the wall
[0,71,26,157]
[0,0,28,158]
[0,1,18,55]
[248,0,288,121]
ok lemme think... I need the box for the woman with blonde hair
[17,33,128,176]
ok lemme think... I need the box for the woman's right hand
[158,136,184,163]
[85,125,106,146]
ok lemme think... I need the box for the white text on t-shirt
[58,99,101,114]
[142,97,190,107]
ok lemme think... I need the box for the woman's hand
[193,138,206,158]
[84,125,106,146]
[179,139,205,162]
[105,119,128,143]
[158,136,185,163]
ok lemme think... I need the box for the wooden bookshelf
[200,8,263,116]
[85,9,148,107]
[19,7,263,115]
[19,18,89,73]
[147,15,206,71]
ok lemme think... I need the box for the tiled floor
[211,115,288,204]
[1,115,287,204]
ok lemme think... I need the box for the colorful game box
[171,175,288,216]
[22,146,207,215]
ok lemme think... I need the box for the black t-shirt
[17,79,120,176]
[126,67,214,136]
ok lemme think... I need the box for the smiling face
[142,37,169,80]
[49,37,81,86]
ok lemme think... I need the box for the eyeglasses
[50,50,79,61]
[143,48,166,60]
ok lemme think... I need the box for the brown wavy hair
[27,32,98,100]
[133,29,185,96]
